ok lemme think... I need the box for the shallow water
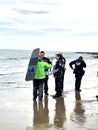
[0,77,98,130]
[0,49,98,130]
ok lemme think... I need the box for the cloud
[23,0,56,6]
[43,27,70,32]
[0,26,51,36]
[0,21,13,26]
[0,0,98,52]
[13,8,49,15]
[74,31,98,37]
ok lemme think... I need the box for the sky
[0,0,98,52]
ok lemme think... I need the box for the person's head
[39,51,45,59]
[78,56,83,60]
[58,52,63,57]
[55,53,62,60]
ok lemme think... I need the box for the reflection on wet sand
[33,96,49,129]
[70,91,86,124]
[96,95,98,102]
[32,96,66,130]
[54,97,66,129]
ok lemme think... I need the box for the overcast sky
[0,0,98,52]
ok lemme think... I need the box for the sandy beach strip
[0,74,98,130]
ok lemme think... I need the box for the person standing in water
[33,54,52,102]
[53,54,63,98]
[58,53,66,92]
[69,56,86,91]
[39,51,52,95]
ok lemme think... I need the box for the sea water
[0,49,97,90]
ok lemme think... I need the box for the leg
[61,69,65,91]
[44,75,49,95]
[57,78,62,96]
[75,75,82,91]
[33,79,38,101]
[53,78,62,97]
[38,79,44,102]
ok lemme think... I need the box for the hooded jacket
[34,60,52,79]
[69,57,86,75]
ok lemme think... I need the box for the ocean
[0,49,98,130]
[0,49,97,90]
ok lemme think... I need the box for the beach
[0,49,98,130]
[0,76,98,130]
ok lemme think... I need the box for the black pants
[44,75,49,94]
[55,77,62,96]
[33,79,44,101]
[75,74,83,90]
[61,69,65,91]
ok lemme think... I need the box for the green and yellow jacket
[34,60,52,79]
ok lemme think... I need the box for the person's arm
[83,60,86,68]
[47,58,52,65]
[69,60,75,69]
[53,61,62,77]
[46,58,52,71]
[62,57,66,68]
[44,62,52,70]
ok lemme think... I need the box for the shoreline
[0,79,98,130]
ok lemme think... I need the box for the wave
[0,81,31,90]
[0,71,24,76]
[0,56,29,61]
[0,81,17,85]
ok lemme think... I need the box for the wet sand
[0,75,98,130]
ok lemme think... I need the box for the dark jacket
[53,59,62,78]
[43,57,52,71]
[69,58,86,75]
[61,56,66,70]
